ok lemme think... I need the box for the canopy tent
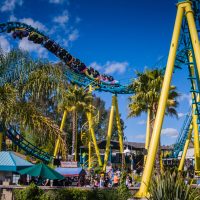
[55,167,86,177]
[0,151,33,172]
[18,162,64,180]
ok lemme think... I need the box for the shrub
[14,183,43,200]
[117,172,131,200]
[14,183,131,200]
[148,171,200,200]
[96,189,119,200]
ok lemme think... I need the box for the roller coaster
[0,21,132,167]
[1,0,200,198]
[0,22,132,94]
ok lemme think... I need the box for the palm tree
[128,68,179,171]
[58,85,93,161]
[0,48,67,156]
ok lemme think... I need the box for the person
[94,178,99,188]
[125,175,130,187]
[113,173,119,187]
[44,179,50,186]
[104,175,109,187]
[99,177,105,188]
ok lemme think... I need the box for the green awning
[18,163,64,180]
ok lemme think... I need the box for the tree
[0,48,67,155]
[128,68,179,171]
[58,85,93,161]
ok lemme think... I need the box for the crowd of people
[77,168,136,188]
[8,27,120,86]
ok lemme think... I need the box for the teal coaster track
[0,21,133,94]
[6,128,51,163]
[173,108,192,158]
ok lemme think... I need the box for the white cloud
[53,10,69,26]
[49,0,67,4]
[68,29,79,42]
[134,134,145,139]
[90,61,129,74]
[137,120,146,125]
[20,18,48,32]
[178,112,187,118]
[161,128,178,138]
[18,38,48,58]
[178,93,191,105]
[1,0,23,12]
[90,62,102,70]
[104,61,129,74]
[0,36,10,52]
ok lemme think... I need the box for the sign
[60,161,78,168]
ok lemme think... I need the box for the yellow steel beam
[185,2,200,79]
[188,51,200,171]
[178,124,193,171]
[114,95,124,154]
[53,110,67,158]
[114,95,125,168]
[135,4,184,198]
[103,95,116,171]
[144,108,151,164]
[88,126,92,169]
[87,112,103,167]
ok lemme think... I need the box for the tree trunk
[72,109,77,161]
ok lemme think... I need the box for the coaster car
[58,49,68,59]
[44,40,54,49]
[12,30,29,39]
[63,53,73,64]
[28,33,38,41]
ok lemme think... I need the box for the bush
[148,171,200,200]
[14,183,44,200]
[117,172,131,200]
[95,189,119,200]
[14,183,131,200]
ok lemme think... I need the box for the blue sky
[0,0,192,145]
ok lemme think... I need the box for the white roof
[178,148,194,159]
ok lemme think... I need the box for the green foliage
[95,189,119,200]
[0,48,67,154]
[14,183,44,200]
[14,185,131,200]
[117,172,132,200]
[40,190,69,200]
[128,68,179,118]
[148,171,200,200]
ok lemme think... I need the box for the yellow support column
[87,112,103,167]
[188,51,200,172]
[88,128,92,169]
[178,124,193,171]
[114,95,124,154]
[103,96,116,171]
[114,95,124,168]
[135,4,184,198]
[185,2,200,79]
[193,109,200,171]
[144,108,151,164]
[53,110,67,158]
